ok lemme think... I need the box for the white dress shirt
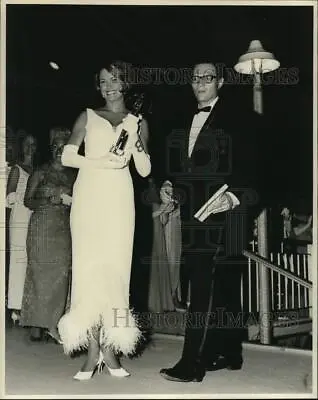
[188,97,219,157]
[188,96,240,210]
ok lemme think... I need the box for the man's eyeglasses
[191,74,217,84]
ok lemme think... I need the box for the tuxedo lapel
[198,106,217,133]
[189,102,219,160]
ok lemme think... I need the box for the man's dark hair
[192,60,224,80]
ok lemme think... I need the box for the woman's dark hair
[95,60,134,95]
[15,131,37,162]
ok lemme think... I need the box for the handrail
[243,250,313,289]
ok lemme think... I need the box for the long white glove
[121,114,151,177]
[61,144,126,170]
[132,150,151,177]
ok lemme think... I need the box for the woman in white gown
[6,134,37,324]
[58,61,151,380]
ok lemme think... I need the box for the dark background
[6,4,313,212]
[6,4,314,311]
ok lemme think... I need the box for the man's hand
[160,180,173,204]
[208,192,233,214]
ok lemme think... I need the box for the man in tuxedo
[158,61,264,382]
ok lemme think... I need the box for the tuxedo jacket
[154,97,266,262]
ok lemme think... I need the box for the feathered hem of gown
[58,305,142,356]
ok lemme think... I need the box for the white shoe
[11,311,20,326]
[73,351,105,381]
[101,345,130,377]
[73,370,95,381]
[105,365,130,377]
[47,330,63,345]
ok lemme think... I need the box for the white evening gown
[7,164,32,310]
[58,108,141,355]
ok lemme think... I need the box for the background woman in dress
[58,60,151,380]
[20,127,75,342]
[6,133,37,325]
[148,177,183,313]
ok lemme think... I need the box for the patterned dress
[20,163,74,330]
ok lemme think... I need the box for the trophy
[110,93,145,156]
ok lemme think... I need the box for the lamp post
[234,40,280,345]
[234,39,280,114]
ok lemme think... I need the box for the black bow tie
[195,106,211,114]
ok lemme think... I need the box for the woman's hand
[61,193,72,206]
[95,153,128,169]
[49,187,63,205]
[122,113,141,134]
[122,114,142,146]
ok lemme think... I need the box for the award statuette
[110,93,145,156]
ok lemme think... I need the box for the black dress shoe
[160,365,205,382]
[205,357,227,371]
[226,358,243,371]
[226,354,243,370]
[206,356,243,371]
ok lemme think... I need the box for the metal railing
[242,244,312,344]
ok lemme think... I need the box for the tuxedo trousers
[179,252,244,370]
